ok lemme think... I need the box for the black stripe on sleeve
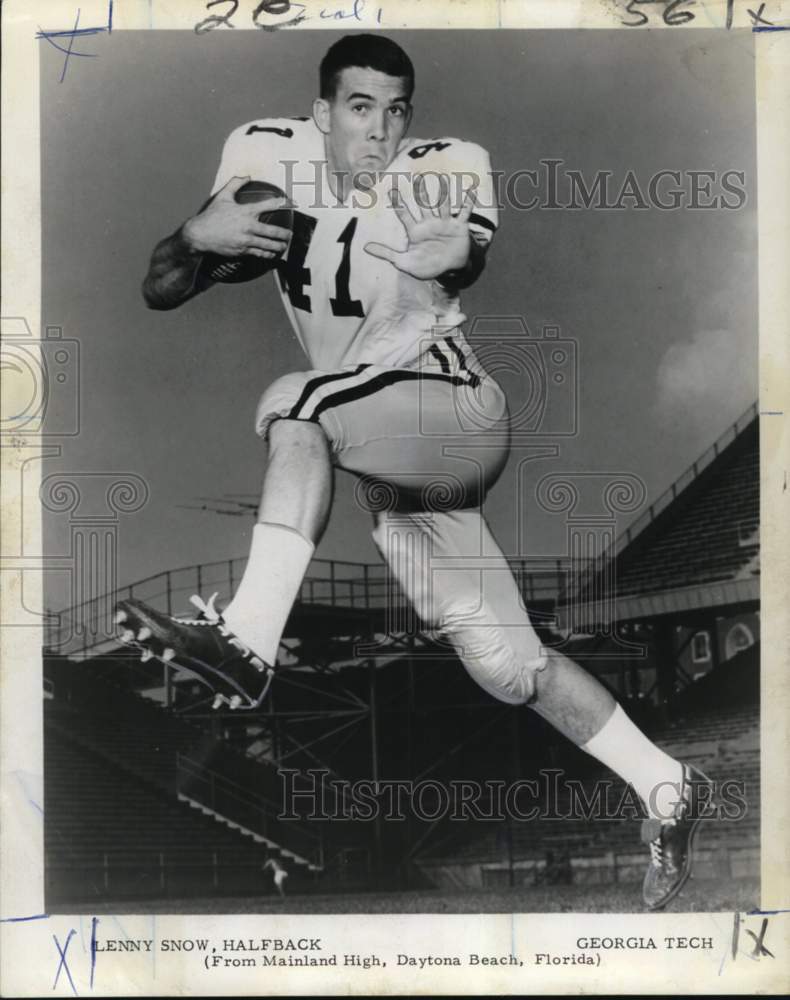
[469,212,497,234]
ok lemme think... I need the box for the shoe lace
[188,592,222,623]
[185,592,266,671]
[648,838,664,868]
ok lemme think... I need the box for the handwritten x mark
[748,3,773,25]
[745,918,775,959]
[53,929,78,996]
[36,1,113,82]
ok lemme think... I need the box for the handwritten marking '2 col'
[195,0,384,32]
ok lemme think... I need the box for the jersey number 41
[278,213,364,318]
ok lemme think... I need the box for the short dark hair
[319,34,415,101]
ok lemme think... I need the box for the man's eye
[352,104,369,114]
[389,106,404,117]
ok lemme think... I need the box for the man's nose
[367,111,387,142]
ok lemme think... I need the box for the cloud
[654,329,757,437]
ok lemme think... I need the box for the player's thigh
[326,376,510,510]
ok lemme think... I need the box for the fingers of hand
[239,238,286,258]
[249,247,282,260]
[248,221,292,243]
[436,175,453,219]
[389,187,419,234]
[413,173,451,218]
[412,173,435,218]
[457,182,479,223]
[364,241,401,266]
[243,239,285,256]
[221,175,251,198]
[248,196,290,215]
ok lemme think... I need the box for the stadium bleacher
[45,724,292,904]
[416,668,760,891]
[587,415,759,599]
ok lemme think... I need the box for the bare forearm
[141,222,210,311]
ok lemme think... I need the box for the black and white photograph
[1,0,788,995]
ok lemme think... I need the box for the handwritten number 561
[622,0,696,27]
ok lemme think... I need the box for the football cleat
[641,763,715,911]
[113,593,274,711]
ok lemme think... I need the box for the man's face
[314,66,413,188]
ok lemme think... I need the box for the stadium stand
[415,646,760,890]
[45,724,290,904]
[603,418,759,596]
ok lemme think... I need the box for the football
[199,180,293,284]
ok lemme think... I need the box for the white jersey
[210,117,499,370]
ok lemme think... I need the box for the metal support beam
[654,622,677,710]
[369,660,382,887]
[709,615,722,671]
[508,709,520,888]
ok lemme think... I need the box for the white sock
[223,522,314,665]
[580,704,685,821]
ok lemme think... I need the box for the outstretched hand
[364,174,477,280]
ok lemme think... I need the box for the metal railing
[45,555,585,657]
[176,754,323,869]
[45,848,309,898]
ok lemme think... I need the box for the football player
[118,34,714,911]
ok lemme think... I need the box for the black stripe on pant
[288,364,370,419]
[310,368,477,423]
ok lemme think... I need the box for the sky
[40,28,758,610]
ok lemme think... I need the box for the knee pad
[440,601,549,705]
[372,510,550,704]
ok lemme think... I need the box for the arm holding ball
[142,176,292,310]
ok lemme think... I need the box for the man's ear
[313,97,331,135]
[404,104,414,134]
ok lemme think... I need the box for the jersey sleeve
[405,139,499,249]
[453,141,499,250]
[209,118,310,196]
[210,124,256,195]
